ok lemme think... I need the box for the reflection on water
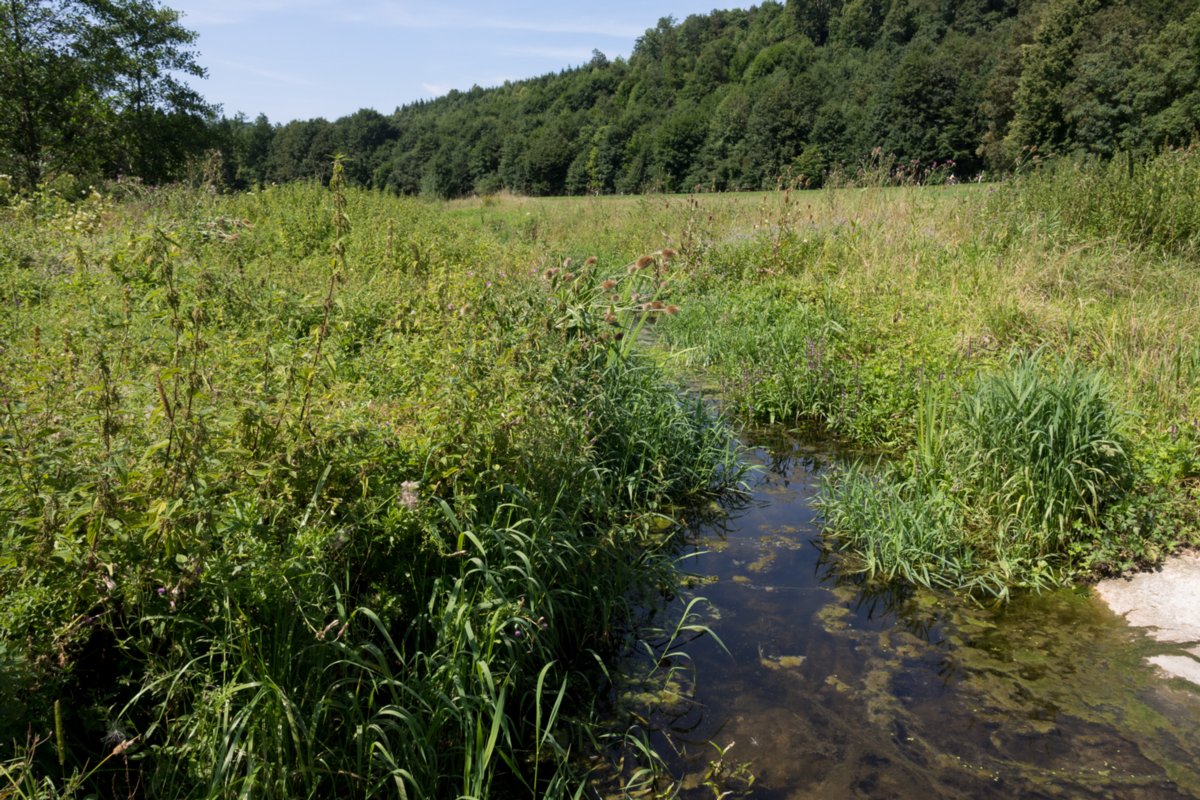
[620,429,1200,799]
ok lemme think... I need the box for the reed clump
[818,352,1136,599]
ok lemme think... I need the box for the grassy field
[449,154,1200,597]
[2,150,1199,796]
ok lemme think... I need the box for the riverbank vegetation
[3,148,1200,793]
[648,147,1200,598]
[0,171,743,797]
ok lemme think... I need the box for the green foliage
[209,0,1200,196]
[0,0,214,188]
[819,352,1136,598]
[1007,146,1200,256]
[0,182,743,797]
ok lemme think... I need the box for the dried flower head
[399,480,420,509]
[601,279,617,291]
[584,256,598,266]
[666,305,680,315]
[651,300,664,310]
[659,248,677,259]
[635,255,654,270]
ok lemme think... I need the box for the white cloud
[500,45,597,61]
[177,0,336,26]
[180,0,647,37]
[209,57,320,87]
[361,2,644,38]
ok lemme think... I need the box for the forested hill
[210,0,1200,197]
[6,0,1200,197]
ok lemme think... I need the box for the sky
[169,0,748,123]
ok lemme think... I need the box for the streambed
[623,428,1200,799]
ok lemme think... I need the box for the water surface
[623,428,1200,799]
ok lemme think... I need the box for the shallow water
[622,428,1200,799]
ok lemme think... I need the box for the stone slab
[1095,551,1200,686]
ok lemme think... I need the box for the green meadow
[2,149,1200,796]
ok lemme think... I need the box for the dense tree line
[1,0,214,189]
[217,0,1200,196]
[5,0,1200,195]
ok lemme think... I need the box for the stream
[620,427,1200,799]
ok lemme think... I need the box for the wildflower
[635,255,654,269]
[156,587,166,596]
[601,279,617,291]
[651,300,664,310]
[399,480,420,509]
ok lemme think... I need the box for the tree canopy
[0,0,214,188]
[213,0,1200,197]
[5,0,1200,194]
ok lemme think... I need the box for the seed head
[635,255,654,270]
[399,480,420,509]
[601,279,617,291]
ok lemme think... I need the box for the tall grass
[818,352,1135,599]
[1009,147,1200,257]
[0,179,743,797]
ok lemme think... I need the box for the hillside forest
[4,0,1200,197]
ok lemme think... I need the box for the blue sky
[171,1,747,123]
